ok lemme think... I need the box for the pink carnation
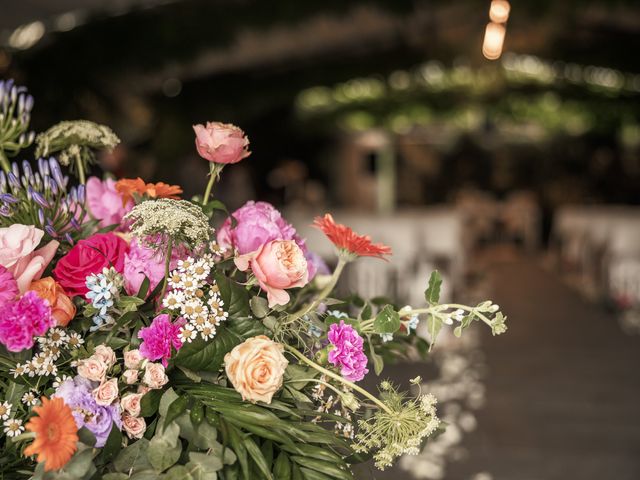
[327,320,369,382]
[86,176,134,229]
[0,291,54,352]
[0,265,18,307]
[217,201,319,278]
[123,238,184,297]
[138,314,183,366]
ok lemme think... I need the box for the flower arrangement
[0,80,507,479]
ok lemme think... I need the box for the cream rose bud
[224,335,288,404]
[235,240,309,308]
[93,345,117,368]
[77,355,108,382]
[124,349,144,370]
[143,363,168,389]
[120,393,143,417]
[92,378,119,406]
[137,385,151,395]
[122,414,146,439]
[123,369,139,385]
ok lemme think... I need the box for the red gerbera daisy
[313,214,392,260]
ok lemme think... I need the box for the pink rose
[137,385,151,395]
[0,224,58,293]
[92,378,119,406]
[86,177,133,229]
[123,369,139,384]
[123,238,182,297]
[120,393,143,417]
[93,345,116,368]
[235,240,309,307]
[193,122,250,164]
[77,356,108,382]
[53,233,128,298]
[142,363,168,389]
[122,413,146,439]
[124,349,144,370]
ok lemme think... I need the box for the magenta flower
[327,320,369,382]
[0,291,53,352]
[0,265,18,307]
[138,314,183,366]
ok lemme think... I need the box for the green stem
[202,163,223,206]
[76,156,86,185]
[159,237,173,300]
[284,345,393,415]
[285,257,348,325]
[0,150,9,173]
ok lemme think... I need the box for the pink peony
[235,240,309,308]
[0,224,59,293]
[86,176,134,229]
[53,233,128,298]
[138,314,183,367]
[0,265,18,307]
[0,291,54,352]
[193,122,250,164]
[123,238,181,296]
[327,320,369,382]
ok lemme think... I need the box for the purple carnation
[327,320,369,382]
[0,290,53,352]
[138,314,183,366]
[216,201,320,278]
[54,376,121,447]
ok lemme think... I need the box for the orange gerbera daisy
[24,397,79,472]
[115,177,183,204]
[313,214,392,260]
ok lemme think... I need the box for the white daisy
[24,361,38,378]
[181,299,204,320]
[52,375,71,389]
[190,260,211,281]
[199,325,216,341]
[177,258,194,272]
[0,402,12,420]
[47,328,68,347]
[3,418,24,437]
[191,313,211,331]
[163,290,186,310]
[42,361,58,377]
[167,271,186,290]
[179,324,197,343]
[21,392,38,407]
[10,364,25,378]
[67,333,84,349]
[42,345,62,361]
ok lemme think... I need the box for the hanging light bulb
[489,0,511,23]
[482,22,506,60]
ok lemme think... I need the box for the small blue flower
[327,310,348,319]
[380,333,393,343]
[408,315,419,331]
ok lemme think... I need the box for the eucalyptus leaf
[158,388,179,417]
[164,396,189,428]
[250,296,269,319]
[140,389,163,417]
[113,438,152,473]
[424,270,442,305]
[373,305,400,334]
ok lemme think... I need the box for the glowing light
[55,13,78,32]
[489,0,510,23]
[8,21,45,50]
[482,22,505,60]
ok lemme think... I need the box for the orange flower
[28,277,76,327]
[24,397,79,472]
[115,177,182,204]
[313,214,392,260]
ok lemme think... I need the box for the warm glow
[482,22,506,60]
[490,0,511,23]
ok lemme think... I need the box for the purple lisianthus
[138,314,183,366]
[217,201,320,278]
[54,376,121,447]
[0,290,53,352]
[327,320,369,382]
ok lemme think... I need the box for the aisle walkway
[445,258,640,480]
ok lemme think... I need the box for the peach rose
[92,378,119,406]
[137,385,151,395]
[0,224,58,293]
[28,277,76,326]
[77,355,108,382]
[94,345,116,368]
[224,335,288,404]
[235,240,309,307]
[122,414,146,439]
[120,393,143,417]
[142,363,168,389]
[123,369,139,384]
[193,122,250,164]
[124,349,144,370]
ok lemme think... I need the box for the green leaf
[174,273,266,372]
[367,340,384,376]
[114,439,152,473]
[290,457,352,480]
[118,296,146,313]
[250,296,269,319]
[136,276,151,300]
[426,315,443,349]
[424,270,442,305]
[140,389,163,417]
[187,452,225,479]
[164,396,189,428]
[227,424,249,480]
[58,447,95,478]
[148,422,181,472]
[190,402,204,426]
[244,435,273,480]
[165,466,194,480]
[77,427,97,447]
[103,474,128,480]
[373,305,400,334]
[100,422,122,464]
[158,388,179,417]
[260,441,274,469]
[285,364,318,390]
[5,381,26,407]
[274,453,291,480]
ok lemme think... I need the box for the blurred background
[2,0,640,478]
